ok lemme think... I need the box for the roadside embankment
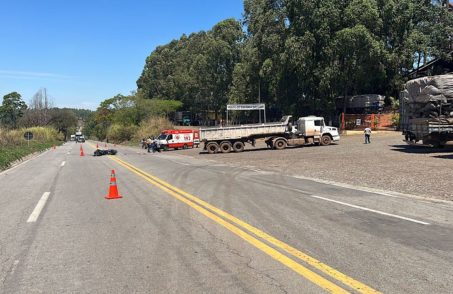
[0,127,62,170]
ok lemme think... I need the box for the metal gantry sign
[226,103,266,125]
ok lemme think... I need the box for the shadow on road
[432,154,453,159]
[390,144,453,155]
[196,143,339,155]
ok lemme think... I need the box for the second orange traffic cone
[105,170,122,199]
[80,145,85,156]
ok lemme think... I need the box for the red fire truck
[157,129,200,150]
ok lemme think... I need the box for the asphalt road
[0,142,452,293]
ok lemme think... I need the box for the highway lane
[1,141,452,293]
[0,143,74,288]
[110,145,453,293]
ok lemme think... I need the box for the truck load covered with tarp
[336,94,385,113]
[400,74,453,146]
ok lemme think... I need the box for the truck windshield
[157,134,167,140]
[314,120,324,127]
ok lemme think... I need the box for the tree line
[0,91,91,141]
[135,0,452,121]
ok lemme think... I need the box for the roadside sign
[24,131,33,141]
[227,104,265,110]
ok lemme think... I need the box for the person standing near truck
[364,127,372,144]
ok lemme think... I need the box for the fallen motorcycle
[93,149,118,156]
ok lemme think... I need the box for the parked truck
[400,74,453,147]
[403,118,453,147]
[200,115,340,154]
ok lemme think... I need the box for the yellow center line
[109,154,380,294]
[109,155,349,294]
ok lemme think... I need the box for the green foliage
[106,124,138,143]
[49,109,78,141]
[85,92,181,141]
[135,0,451,120]
[0,92,27,128]
[137,18,244,118]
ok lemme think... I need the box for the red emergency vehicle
[157,129,200,150]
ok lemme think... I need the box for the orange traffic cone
[105,170,122,199]
[104,143,107,148]
[96,143,99,149]
[80,145,85,156]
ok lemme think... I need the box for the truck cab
[296,116,340,145]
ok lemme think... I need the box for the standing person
[364,127,372,144]
[146,137,153,153]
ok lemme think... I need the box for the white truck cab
[296,116,340,144]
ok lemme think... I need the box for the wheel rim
[233,142,244,152]
[221,143,231,153]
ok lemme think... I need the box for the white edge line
[60,161,66,167]
[27,192,51,223]
[292,175,452,205]
[311,195,431,225]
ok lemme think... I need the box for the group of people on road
[141,137,161,153]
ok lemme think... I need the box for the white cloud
[0,70,72,80]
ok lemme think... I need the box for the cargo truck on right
[400,74,453,147]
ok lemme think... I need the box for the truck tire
[232,141,245,152]
[183,144,188,149]
[320,135,332,146]
[274,139,287,150]
[206,142,219,154]
[220,141,232,153]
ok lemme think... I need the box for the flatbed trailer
[200,115,340,154]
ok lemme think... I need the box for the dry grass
[0,127,62,170]
[134,117,174,140]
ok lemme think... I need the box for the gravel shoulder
[170,132,453,201]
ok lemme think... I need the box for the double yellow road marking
[109,155,380,294]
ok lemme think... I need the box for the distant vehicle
[77,135,85,143]
[70,135,76,141]
[157,129,200,150]
[174,111,192,126]
[200,115,340,154]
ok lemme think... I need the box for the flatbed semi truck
[200,115,340,154]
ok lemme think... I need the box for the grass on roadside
[0,127,62,170]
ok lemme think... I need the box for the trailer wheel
[274,139,287,150]
[232,141,245,152]
[320,135,332,146]
[183,144,188,149]
[206,142,219,154]
[220,141,232,153]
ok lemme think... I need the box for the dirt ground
[171,132,453,201]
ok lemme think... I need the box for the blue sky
[0,0,244,109]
